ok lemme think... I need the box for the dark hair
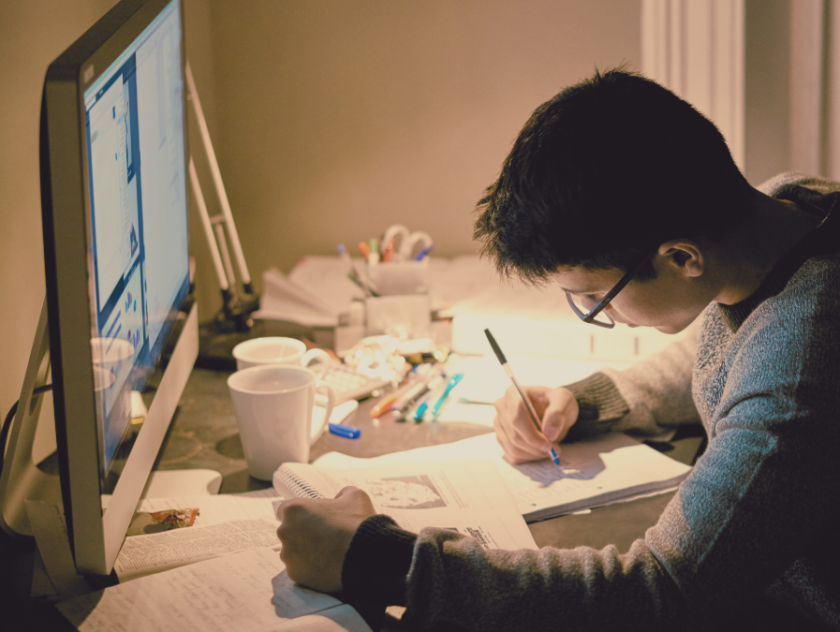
[473,68,752,283]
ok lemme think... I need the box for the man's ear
[657,239,705,278]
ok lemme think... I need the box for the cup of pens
[342,224,433,338]
[363,224,432,296]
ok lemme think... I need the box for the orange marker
[370,393,399,417]
[358,241,371,259]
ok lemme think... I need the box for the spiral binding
[275,468,325,499]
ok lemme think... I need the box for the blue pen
[414,245,433,261]
[484,329,562,466]
[413,396,431,422]
[328,423,361,439]
[431,372,465,418]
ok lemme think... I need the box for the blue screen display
[82,0,189,472]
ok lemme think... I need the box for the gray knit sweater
[341,173,840,631]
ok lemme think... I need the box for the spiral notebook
[273,460,538,551]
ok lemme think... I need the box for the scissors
[381,224,433,261]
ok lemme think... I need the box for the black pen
[484,328,562,466]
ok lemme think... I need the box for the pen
[484,328,561,466]
[415,244,433,261]
[391,368,441,408]
[328,423,361,439]
[431,372,464,418]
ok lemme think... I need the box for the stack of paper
[254,266,345,327]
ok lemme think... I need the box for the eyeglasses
[565,254,652,328]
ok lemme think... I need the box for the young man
[276,69,840,631]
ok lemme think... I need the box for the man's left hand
[276,486,376,593]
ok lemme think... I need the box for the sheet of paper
[280,605,374,632]
[114,518,280,581]
[57,547,372,632]
[275,460,537,551]
[446,354,630,405]
[314,432,692,520]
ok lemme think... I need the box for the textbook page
[273,460,537,551]
[57,547,372,632]
[112,491,282,582]
[314,432,692,522]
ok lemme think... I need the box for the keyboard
[318,362,394,404]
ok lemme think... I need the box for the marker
[391,370,442,411]
[328,423,361,439]
[484,328,561,466]
[358,241,371,259]
[431,372,464,418]
[413,396,431,422]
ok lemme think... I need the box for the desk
[1,367,702,631]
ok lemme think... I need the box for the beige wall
[188,0,642,318]
[0,0,116,442]
[0,1,640,424]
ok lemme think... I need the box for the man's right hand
[492,385,579,464]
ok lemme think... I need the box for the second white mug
[232,337,329,373]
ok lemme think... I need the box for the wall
[0,1,639,435]
[188,0,642,319]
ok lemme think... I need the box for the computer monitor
[0,0,197,576]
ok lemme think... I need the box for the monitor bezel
[40,0,195,576]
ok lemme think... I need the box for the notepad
[313,432,693,522]
[272,460,537,551]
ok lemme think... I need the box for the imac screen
[82,0,188,480]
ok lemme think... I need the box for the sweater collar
[716,187,839,332]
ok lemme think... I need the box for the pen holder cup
[365,294,431,339]
[366,258,429,296]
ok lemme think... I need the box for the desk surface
[1,366,702,631]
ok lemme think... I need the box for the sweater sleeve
[565,315,703,441]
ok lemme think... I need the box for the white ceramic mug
[232,337,330,374]
[227,365,335,480]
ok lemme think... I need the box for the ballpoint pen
[431,372,464,418]
[484,328,562,466]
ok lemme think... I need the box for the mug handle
[301,348,331,379]
[311,384,335,444]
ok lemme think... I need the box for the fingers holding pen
[493,385,553,463]
[540,387,579,444]
[493,385,579,464]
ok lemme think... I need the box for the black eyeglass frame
[565,254,654,328]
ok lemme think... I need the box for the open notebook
[312,432,693,522]
[273,460,537,551]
